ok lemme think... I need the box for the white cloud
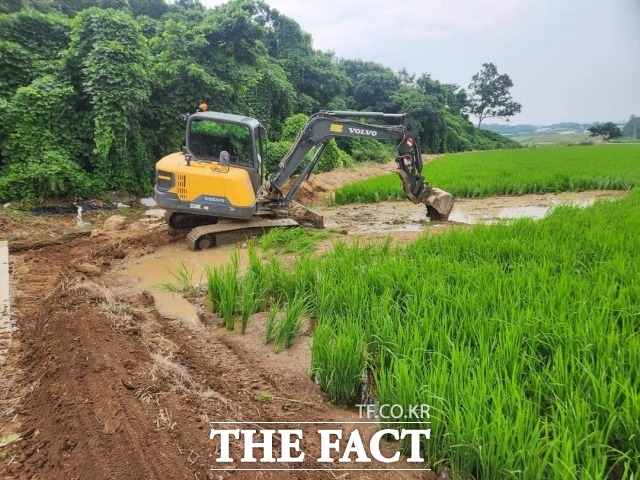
[197,0,640,124]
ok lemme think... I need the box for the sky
[200,0,640,125]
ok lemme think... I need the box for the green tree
[0,41,33,99]
[65,7,152,191]
[465,62,522,127]
[588,122,623,142]
[0,11,70,99]
[390,85,445,153]
[0,0,526,202]
[623,115,639,139]
[148,15,231,158]
[0,75,93,201]
[130,0,168,18]
[416,74,467,116]
[339,60,399,111]
[352,70,398,112]
[261,5,348,112]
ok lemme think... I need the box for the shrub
[0,150,93,202]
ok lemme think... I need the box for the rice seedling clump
[215,191,640,478]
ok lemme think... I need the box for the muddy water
[324,190,627,233]
[448,190,627,224]
[123,243,249,326]
[121,190,626,322]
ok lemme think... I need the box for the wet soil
[0,167,628,479]
[289,155,440,207]
[323,189,627,234]
[2,222,429,479]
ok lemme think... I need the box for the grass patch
[153,261,195,295]
[259,227,329,255]
[334,144,640,203]
[252,392,274,404]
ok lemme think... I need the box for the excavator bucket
[287,200,325,229]
[394,169,454,221]
[423,187,455,221]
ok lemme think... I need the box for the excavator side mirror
[219,150,230,167]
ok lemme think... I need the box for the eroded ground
[0,166,628,479]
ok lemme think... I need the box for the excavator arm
[263,111,454,221]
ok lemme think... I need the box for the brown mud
[0,164,627,479]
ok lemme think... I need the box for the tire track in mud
[3,234,196,479]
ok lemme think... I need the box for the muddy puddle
[324,190,627,233]
[122,243,250,326]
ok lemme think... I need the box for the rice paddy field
[334,144,640,203]
[206,191,640,479]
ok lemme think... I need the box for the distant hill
[481,123,594,135]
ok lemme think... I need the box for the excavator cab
[155,111,265,228]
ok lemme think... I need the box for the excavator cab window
[188,119,253,167]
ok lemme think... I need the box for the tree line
[587,116,640,142]
[0,0,519,202]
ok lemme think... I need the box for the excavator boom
[263,111,453,221]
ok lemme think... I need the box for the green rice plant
[334,144,640,203]
[310,320,366,406]
[238,262,271,334]
[263,256,297,304]
[205,266,222,313]
[206,251,240,329]
[239,275,256,334]
[154,261,194,294]
[206,191,640,477]
[246,241,266,280]
[264,302,280,344]
[272,294,307,353]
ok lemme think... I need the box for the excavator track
[186,218,299,250]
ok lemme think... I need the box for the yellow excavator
[155,105,454,249]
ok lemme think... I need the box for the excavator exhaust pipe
[394,169,454,221]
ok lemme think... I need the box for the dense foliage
[0,0,517,201]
